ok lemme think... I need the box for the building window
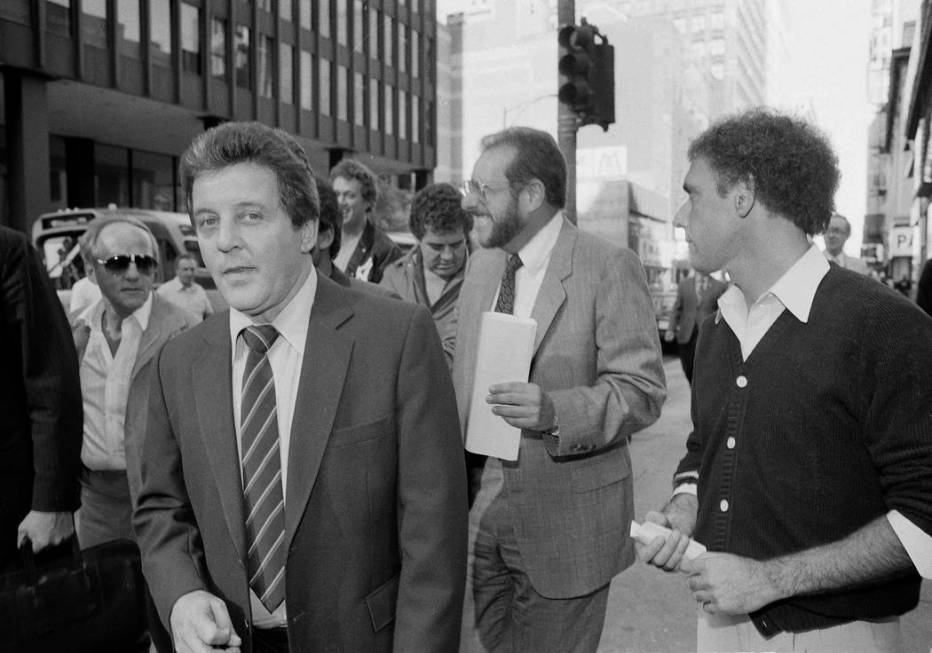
[337,0,348,46]
[118,0,141,43]
[235,25,251,89]
[300,50,312,109]
[96,144,131,208]
[181,3,202,73]
[425,101,434,146]
[46,0,72,38]
[150,0,172,65]
[384,15,393,63]
[412,97,419,143]
[280,43,294,104]
[280,0,293,22]
[399,92,407,140]
[385,83,394,135]
[258,35,275,98]
[319,58,331,115]
[398,23,407,73]
[412,33,419,77]
[319,1,330,38]
[81,0,107,47]
[353,0,363,53]
[354,72,364,126]
[258,0,272,12]
[337,65,348,120]
[369,78,379,128]
[133,150,175,211]
[369,7,380,60]
[211,18,227,80]
[299,0,311,30]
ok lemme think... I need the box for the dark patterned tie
[240,325,286,613]
[494,254,523,314]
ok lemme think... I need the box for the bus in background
[31,206,226,312]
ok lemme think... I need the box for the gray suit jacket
[452,217,666,598]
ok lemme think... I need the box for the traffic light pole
[557,0,577,225]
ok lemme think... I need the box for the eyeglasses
[95,254,158,275]
[460,179,513,203]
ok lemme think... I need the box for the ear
[316,226,334,251]
[299,220,319,254]
[734,175,756,219]
[520,178,546,213]
[85,262,98,285]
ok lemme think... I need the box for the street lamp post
[558,0,577,224]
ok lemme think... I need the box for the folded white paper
[464,312,537,461]
[629,520,707,562]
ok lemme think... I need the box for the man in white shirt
[156,253,214,323]
[73,215,195,550]
[639,109,932,653]
[823,213,869,274]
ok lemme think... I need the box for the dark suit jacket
[668,275,727,344]
[0,226,82,567]
[918,258,932,318]
[129,275,467,653]
[452,218,666,598]
[343,220,404,284]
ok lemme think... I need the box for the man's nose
[124,261,141,280]
[674,201,689,229]
[216,218,240,251]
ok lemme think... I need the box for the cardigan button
[720,499,730,512]
[736,375,748,388]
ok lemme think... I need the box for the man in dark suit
[0,225,83,570]
[128,122,467,653]
[665,272,727,384]
[453,127,666,652]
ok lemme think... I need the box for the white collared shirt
[490,211,563,317]
[79,294,153,471]
[687,244,932,578]
[228,265,318,627]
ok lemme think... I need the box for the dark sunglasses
[95,254,158,274]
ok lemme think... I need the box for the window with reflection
[150,0,171,65]
[337,0,348,46]
[369,7,379,60]
[299,0,311,30]
[235,25,251,88]
[280,0,293,22]
[133,150,175,211]
[353,0,363,53]
[258,35,275,97]
[354,73,364,126]
[369,79,379,128]
[412,33,419,77]
[399,92,407,140]
[96,144,130,208]
[398,23,407,73]
[181,3,201,73]
[280,43,294,104]
[82,0,107,48]
[118,0,140,45]
[319,58,331,115]
[384,15,393,63]
[46,0,72,37]
[412,97,419,143]
[300,50,312,109]
[337,65,348,120]
[211,18,227,80]
[319,1,330,38]
[385,83,394,135]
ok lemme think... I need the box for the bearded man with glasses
[72,215,197,554]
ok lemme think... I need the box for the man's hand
[680,553,784,615]
[17,511,74,552]
[636,494,698,572]
[487,382,556,432]
[170,590,242,653]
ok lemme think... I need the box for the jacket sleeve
[3,235,83,512]
[543,248,666,455]
[393,305,468,652]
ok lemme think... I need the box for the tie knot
[242,325,279,354]
[506,254,523,274]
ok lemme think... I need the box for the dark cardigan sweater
[674,266,932,636]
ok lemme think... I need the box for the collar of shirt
[516,211,564,276]
[80,291,153,333]
[717,245,828,358]
[228,266,317,356]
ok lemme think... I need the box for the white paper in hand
[629,521,707,561]
[465,311,537,461]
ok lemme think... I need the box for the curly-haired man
[639,109,932,652]
[380,183,473,365]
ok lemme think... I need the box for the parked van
[31,206,224,310]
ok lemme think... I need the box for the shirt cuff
[673,482,697,497]
[887,510,932,579]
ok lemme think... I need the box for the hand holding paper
[630,520,707,571]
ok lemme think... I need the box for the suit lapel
[192,314,247,560]
[284,277,353,554]
[530,220,574,356]
[131,296,177,381]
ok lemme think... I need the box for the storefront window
[133,150,175,211]
[96,144,130,208]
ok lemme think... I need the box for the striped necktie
[240,325,286,613]
[494,254,523,314]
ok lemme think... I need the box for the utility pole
[557,0,577,224]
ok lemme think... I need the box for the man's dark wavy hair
[688,109,840,236]
[409,183,474,240]
[480,127,567,209]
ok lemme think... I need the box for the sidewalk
[597,356,931,653]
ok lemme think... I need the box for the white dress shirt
[79,294,152,471]
[490,211,563,316]
[228,266,317,628]
[677,245,931,578]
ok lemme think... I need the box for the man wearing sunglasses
[72,215,197,554]
[453,127,666,652]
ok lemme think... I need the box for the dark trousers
[678,327,699,385]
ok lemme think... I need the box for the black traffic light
[558,20,615,131]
